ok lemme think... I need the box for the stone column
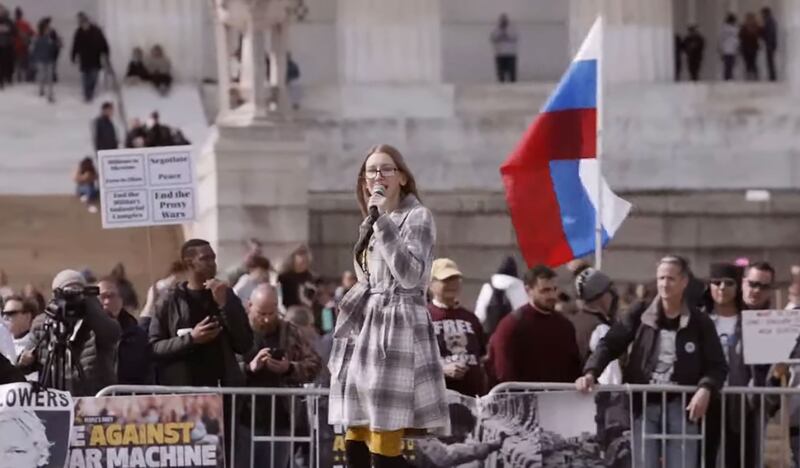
[212,9,232,117]
[337,0,442,83]
[784,0,800,94]
[570,0,674,83]
[197,122,308,270]
[198,0,309,272]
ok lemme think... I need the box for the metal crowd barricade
[96,384,330,468]
[484,382,800,468]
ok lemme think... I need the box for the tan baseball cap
[431,258,462,281]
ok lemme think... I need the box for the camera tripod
[38,318,86,392]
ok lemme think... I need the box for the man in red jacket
[488,265,581,383]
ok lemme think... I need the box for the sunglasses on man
[1,309,24,319]
[746,280,772,290]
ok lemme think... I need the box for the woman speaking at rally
[328,144,450,468]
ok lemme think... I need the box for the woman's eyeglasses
[364,167,399,180]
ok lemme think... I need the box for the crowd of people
[676,8,780,82]
[0,6,110,102]
[1,232,799,467]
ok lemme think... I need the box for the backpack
[483,285,513,337]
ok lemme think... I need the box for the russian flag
[500,18,631,268]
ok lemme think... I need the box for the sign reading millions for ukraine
[500,18,631,267]
[67,394,225,468]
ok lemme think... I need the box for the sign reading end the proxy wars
[97,146,196,229]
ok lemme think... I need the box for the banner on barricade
[68,393,225,468]
[97,146,196,229]
[742,309,800,364]
[0,383,74,468]
[477,390,630,468]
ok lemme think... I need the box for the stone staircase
[0,83,117,195]
[0,195,183,306]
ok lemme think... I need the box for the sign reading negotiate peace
[97,146,196,229]
[742,309,800,364]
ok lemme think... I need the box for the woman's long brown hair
[355,144,421,217]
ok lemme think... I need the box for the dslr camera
[45,285,100,323]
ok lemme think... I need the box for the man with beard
[487,265,581,383]
[239,284,321,468]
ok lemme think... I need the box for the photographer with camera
[21,269,121,396]
[149,239,252,387]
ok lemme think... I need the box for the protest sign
[97,146,196,229]
[68,394,225,468]
[742,309,800,364]
[0,382,74,468]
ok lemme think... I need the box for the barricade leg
[632,403,661,468]
[665,398,698,468]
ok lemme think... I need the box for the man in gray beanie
[571,268,617,364]
[20,269,120,395]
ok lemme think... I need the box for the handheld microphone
[369,185,386,222]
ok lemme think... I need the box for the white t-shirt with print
[650,329,678,385]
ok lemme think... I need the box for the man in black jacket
[150,239,252,467]
[92,101,117,151]
[71,12,108,102]
[98,277,151,385]
[577,255,727,468]
[149,238,252,387]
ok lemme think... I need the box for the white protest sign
[742,309,800,364]
[97,146,196,229]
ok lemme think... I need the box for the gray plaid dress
[328,194,450,435]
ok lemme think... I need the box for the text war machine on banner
[97,146,196,229]
[742,309,800,364]
[68,393,226,468]
[0,383,74,468]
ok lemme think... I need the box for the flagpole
[594,15,604,270]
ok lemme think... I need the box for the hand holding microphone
[368,184,386,222]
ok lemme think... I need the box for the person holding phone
[239,284,322,468]
[150,239,253,468]
[328,144,450,468]
[149,238,252,388]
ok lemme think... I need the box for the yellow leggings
[345,427,404,457]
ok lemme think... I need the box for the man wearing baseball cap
[428,258,488,396]
[572,268,618,364]
[21,269,121,395]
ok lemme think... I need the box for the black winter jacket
[70,24,109,71]
[0,354,24,384]
[585,298,728,394]
[26,297,122,396]
[117,309,153,385]
[149,282,252,387]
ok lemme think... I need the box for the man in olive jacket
[577,256,727,468]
